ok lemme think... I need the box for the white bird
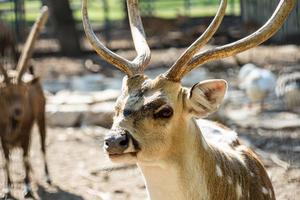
[276,68,300,110]
[238,63,277,110]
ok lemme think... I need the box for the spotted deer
[83,0,295,199]
[0,7,50,200]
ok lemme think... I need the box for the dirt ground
[1,44,300,200]
[0,125,299,200]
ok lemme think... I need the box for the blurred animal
[0,7,50,200]
[238,63,277,110]
[276,67,300,109]
[0,22,18,65]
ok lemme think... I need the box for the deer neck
[138,118,214,200]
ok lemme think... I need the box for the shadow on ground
[37,185,83,200]
[239,128,300,167]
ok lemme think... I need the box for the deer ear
[187,79,227,118]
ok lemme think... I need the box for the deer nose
[104,132,129,155]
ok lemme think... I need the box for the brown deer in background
[83,0,295,199]
[0,7,50,200]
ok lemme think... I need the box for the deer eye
[154,105,173,119]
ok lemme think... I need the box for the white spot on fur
[197,119,246,166]
[216,165,223,177]
[227,176,233,184]
[236,184,242,199]
[250,172,255,177]
[144,91,163,105]
[198,119,238,146]
[262,187,268,195]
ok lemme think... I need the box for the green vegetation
[0,0,240,25]
[149,0,240,18]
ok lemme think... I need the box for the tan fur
[105,75,275,200]
[82,1,290,199]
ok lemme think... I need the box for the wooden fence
[241,0,300,42]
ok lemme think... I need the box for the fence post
[14,0,25,42]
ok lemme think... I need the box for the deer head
[0,6,48,132]
[82,0,295,165]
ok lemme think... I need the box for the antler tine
[127,0,151,71]
[0,64,9,84]
[17,6,49,83]
[82,0,151,77]
[82,0,134,76]
[166,0,296,81]
[165,0,227,81]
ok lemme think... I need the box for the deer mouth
[108,152,138,158]
[106,133,141,162]
[108,136,140,158]
[108,151,139,164]
[108,150,141,162]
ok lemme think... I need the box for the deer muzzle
[104,129,140,157]
[104,132,129,155]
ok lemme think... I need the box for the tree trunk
[44,0,81,56]
[14,0,26,42]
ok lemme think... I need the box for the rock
[92,89,121,103]
[42,74,123,93]
[47,91,94,105]
[100,77,123,90]
[224,108,300,129]
[45,89,119,127]
[71,74,106,91]
[83,102,115,128]
[47,89,120,105]
[43,79,70,93]
[46,104,89,127]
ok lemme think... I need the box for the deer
[83,0,295,199]
[0,6,50,200]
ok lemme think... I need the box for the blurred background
[0,0,300,199]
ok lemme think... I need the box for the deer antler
[165,0,296,81]
[17,6,49,83]
[82,0,151,77]
[0,64,9,84]
[167,0,227,81]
